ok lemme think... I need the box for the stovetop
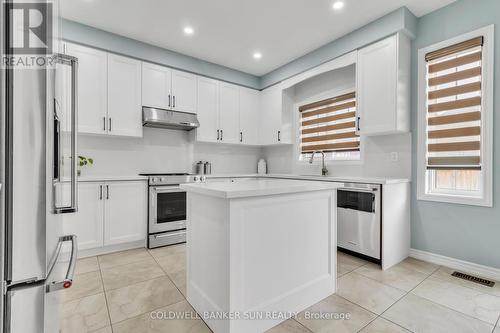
[139,173,199,185]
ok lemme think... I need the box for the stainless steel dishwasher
[337,183,381,261]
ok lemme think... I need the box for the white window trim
[294,86,364,166]
[417,25,494,207]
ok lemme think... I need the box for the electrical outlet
[390,152,399,162]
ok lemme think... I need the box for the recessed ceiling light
[253,52,262,60]
[332,1,344,10]
[183,26,194,35]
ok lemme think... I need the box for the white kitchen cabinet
[65,43,107,135]
[171,69,197,113]
[107,54,143,137]
[141,63,197,113]
[104,181,147,246]
[61,181,146,253]
[196,76,219,143]
[239,87,260,145]
[356,33,410,135]
[218,82,240,144]
[61,182,104,250]
[260,84,292,145]
[142,62,171,110]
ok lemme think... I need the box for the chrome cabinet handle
[103,116,106,131]
[106,185,110,200]
[220,129,223,141]
[240,132,243,143]
[108,117,112,132]
[47,235,78,292]
[168,95,171,107]
[99,185,103,200]
[278,130,281,142]
[173,95,176,108]
[357,116,361,131]
[217,129,220,141]
[54,53,78,214]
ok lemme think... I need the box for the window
[417,26,493,207]
[299,92,360,162]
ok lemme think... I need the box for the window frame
[294,87,364,166]
[417,25,494,207]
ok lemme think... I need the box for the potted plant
[78,156,94,176]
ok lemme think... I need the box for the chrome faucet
[309,151,328,176]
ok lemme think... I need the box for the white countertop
[180,178,342,199]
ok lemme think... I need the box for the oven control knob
[151,177,157,183]
[193,176,199,182]
[160,177,165,182]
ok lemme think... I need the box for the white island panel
[184,180,338,333]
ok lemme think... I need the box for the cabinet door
[104,181,146,246]
[61,182,104,250]
[196,77,219,143]
[108,54,143,137]
[65,43,107,135]
[218,82,240,144]
[357,35,397,135]
[260,86,282,144]
[142,62,171,110]
[239,87,260,145]
[171,70,197,113]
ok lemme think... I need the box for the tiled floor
[61,245,500,333]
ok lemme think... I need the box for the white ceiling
[61,0,455,76]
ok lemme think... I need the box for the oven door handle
[151,186,185,193]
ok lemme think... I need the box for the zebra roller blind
[299,92,359,154]
[425,36,483,170]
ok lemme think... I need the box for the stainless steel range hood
[142,107,200,130]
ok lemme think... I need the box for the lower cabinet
[61,181,147,251]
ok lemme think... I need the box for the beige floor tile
[91,326,112,333]
[169,269,187,296]
[337,252,369,276]
[61,293,110,333]
[98,248,152,269]
[296,294,377,332]
[75,256,100,275]
[148,243,186,259]
[359,317,410,332]
[355,262,429,292]
[431,266,500,297]
[337,272,405,314]
[63,270,103,303]
[101,257,165,290]
[397,257,439,275]
[106,276,184,323]
[112,300,211,333]
[382,294,493,333]
[156,252,186,275]
[265,319,311,333]
[411,276,500,324]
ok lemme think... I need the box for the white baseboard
[410,248,500,281]
[60,240,146,261]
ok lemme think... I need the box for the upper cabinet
[260,84,292,145]
[356,33,410,135]
[65,43,107,135]
[142,62,171,110]
[141,63,197,113]
[107,54,143,137]
[218,82,240,144]
[64,42,142,137]
[239,87,260,145]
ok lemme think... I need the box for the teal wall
[411,0,499,268]
[62,19,261,89]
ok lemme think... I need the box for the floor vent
[451,271,495,287]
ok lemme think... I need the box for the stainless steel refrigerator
[1,1,79,332]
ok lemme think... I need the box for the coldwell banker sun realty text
[2,1,55,68]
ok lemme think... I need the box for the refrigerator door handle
[54,53,79,214]
[46,235,78,293]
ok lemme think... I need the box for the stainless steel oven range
[140,173,199,248]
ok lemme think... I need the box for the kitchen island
[180,178,340,333]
